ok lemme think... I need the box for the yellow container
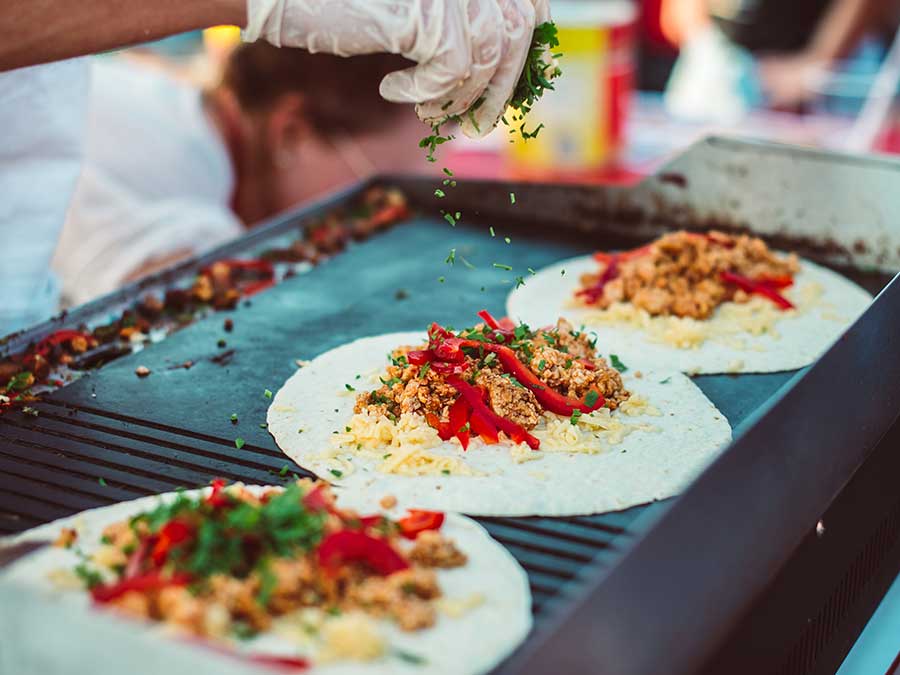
[506,1,637,179]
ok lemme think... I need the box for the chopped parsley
[5,371,33,392]
[570,409,583,426]
[329,469,343,478]
[609,354,628,373]
[278,464,290,477]
[229,413,238,424]
[510,192,516,204]
[441,469,451,476]
[489,226,496,237]
[434,189,445,198]
[235,438,245,450]
[585,390,600,407]
[537,359,546,371]
[344,383,355,392]
[97,477,107,487]
[263,389,273,399]
[394,649,428,665]
[493,263,512,271]
[660,376,672,385]
[446,248,456,265]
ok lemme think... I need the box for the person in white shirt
[0,0,551,334]
[53,47,425,305]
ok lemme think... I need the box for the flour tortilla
[507,255,872,375]
[0,486,531,675]
[268,333,732,517]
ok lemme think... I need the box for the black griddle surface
[0,211,809,619]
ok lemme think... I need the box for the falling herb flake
[259,423,268,429]
[510,192,516,204]
[460,255,475,270]
[434,189,445,198]
[528,267,536,275]
[570,409,582,426]
[230,413,238,424]
[442,469,451,476]
[97,477,107,487]
[446,249,456,265]
[438,276,446,283]
[263,389,273,399]
[660,376,672,385]
[561,269,566,276]
[443,167,454,177]
[443,213,457,227]
[330,469,343,478]
[345,384,355,392]
[515,276,526,289]
[504,237,511,244]
[489,226,496,237]
[235,438,245,450]
[278,465,290,477]
[493,263,513,271]
[609,354,628,373]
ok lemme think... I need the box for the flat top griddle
[2,137,900,674]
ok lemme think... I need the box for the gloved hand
[244,0,551,138]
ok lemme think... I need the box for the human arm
[0,0,246,72]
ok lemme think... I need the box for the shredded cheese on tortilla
[436,593,486,618]
[579,283,823,350]
[317,613,385,662]
[378,447,477,476]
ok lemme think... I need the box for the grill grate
[2,179,890,650]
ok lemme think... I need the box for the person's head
[213,43,425,224]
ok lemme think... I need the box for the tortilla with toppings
[0,481,530,674]
[268,311,731,517]
[507,231,872,374]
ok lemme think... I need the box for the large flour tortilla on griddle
[0,486,531,675]
[506,255,872,375]
[268,333,732,517]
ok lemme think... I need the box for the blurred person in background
[53,46,424,305]
[661,0,900,119]
[1,0,550,334]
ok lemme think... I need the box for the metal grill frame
[2,136,900,674]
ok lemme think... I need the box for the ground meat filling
[579,231,800,319]
[356,317,630,433]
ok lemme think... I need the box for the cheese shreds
[378,446,478,476]
[334,411,442,451]
[436,593,486,618]
[618,395,661,417]
[317,613,386,662]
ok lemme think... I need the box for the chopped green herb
[504,237,511,244]
[278,465,290,477]
[263,389,273,399]
[441,469,450,476]
[383,453,393,459]
[514,276,526,289]
[510,192,516,204]
[561,269,566,276]
[489,226,496,237]
[660,376,672,385]
[538,359,546,371]
[345,426,352,432]
[394,649,428,665]
[74,563,104,589]
[564,359,573,369]
[329,469,343,478]
[97,477,107,487]
[528,267,536,275]
[229,413,238,423]
[438,276,446,283]
[585,390,600,407]
[235,438,245,449]
[443,213,457,227]
[570,409,582,426]
[344,383,355,392]
[5,371,33,392]
[609,354,628,373]
[259,423,267,429]
[446,248,456,265]
[434,189,445,198]
[493,263,512,271]
[443,167,454,177]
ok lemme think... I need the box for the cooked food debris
[577,231,799,319]
[135,366,151,378]
[379,495,398,510]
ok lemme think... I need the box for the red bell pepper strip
[448,396,471,450]
[754,275,793,290]
[150,520,194,566]
[476,310,516,339]
[592,243,653,265]
[206,478,232,509]
[447,377,540,450]
[720,271,795,310]
[123,537,152,579]
[91,571,191,604]
[317,530,409,576]
[424,412,451,441]
[302,485,330,512]
[577,254,620,304]
[468,405,500,444]
[396,510,445,539]
[245,655,311,672]
[407,349,433,366]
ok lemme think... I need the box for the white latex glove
[244,0,550,138]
